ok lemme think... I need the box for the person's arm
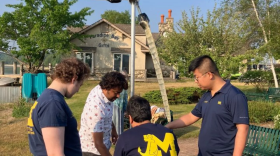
[93,132,112,156]
[42,127,65,156]
[230,94,249,156]
[165,112,200,129]
[233,124,249,156]
[111,122,118,145]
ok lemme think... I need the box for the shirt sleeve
[191,94,206,118]
[38,100,67,128]
[230,94,249,124]
[113,135,125,156]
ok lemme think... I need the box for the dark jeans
[82,152,101,156]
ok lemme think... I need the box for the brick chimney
[158,10,174,35]
[168,9,172,18]
[166,9,174,27]
[161,14,164,23]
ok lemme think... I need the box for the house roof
[152,33,160,41]
[69,19,149,50]
[114,24,145,35]
[67,26,89,33]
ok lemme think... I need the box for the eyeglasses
[194,72,213,81]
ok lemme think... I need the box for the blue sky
[0,0,220,32]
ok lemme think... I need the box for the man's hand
[111,122,118,145]
[93,132,112,156]
[111,129,118,145]
[165,112,200,129]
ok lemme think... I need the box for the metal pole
[0,61,4,75]
[130,0,136,97]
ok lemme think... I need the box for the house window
[113,54,130,73]
[76,52,93,73]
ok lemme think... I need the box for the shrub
[248,100,280,123]
[143,87,206,104]
[239,70,280,91]
[274,114,280,130]
[12,98,32,118]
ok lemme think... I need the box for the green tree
[223,0,280,87]
[0,0,93,73]
[158,6,256,78]
[101,10,139,24]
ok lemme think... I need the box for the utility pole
[129,0,136,97]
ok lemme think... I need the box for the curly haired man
[79,71,128,156]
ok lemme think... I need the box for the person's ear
[129,115,133,124]
[71,77,77,84]
[208,72,214,79]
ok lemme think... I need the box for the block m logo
[138,133,177,156]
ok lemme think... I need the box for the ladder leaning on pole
[136,2,171,122]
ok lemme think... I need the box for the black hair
[188,55,219,75]
[99,71,128,90]
[127,95,151,122]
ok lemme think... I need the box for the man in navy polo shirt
[166,55,249,156]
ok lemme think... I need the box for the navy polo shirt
[192,81,249,156]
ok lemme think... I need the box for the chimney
[168,9,172,18]
[161,14,164,23]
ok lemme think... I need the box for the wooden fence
[0,86,21,104]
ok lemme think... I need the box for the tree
[101,10,139,24]
[0,0,93,73]
[223,0,280,87]
[158,6,256,78]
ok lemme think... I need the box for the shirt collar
[102,93,110,103]
[218,80,232,94]
[97,85,111,103]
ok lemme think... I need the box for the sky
[0,0,220,32]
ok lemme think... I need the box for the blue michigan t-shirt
[114,123,180,156]
[27,89,82,156]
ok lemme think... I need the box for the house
[69,10,176,81]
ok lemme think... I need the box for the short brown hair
[51,57,90,83]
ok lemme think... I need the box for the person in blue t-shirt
[27,58,90,156]
[166,55,249,156]
[114,95,180,156]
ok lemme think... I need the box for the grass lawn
[0,80,255,156]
